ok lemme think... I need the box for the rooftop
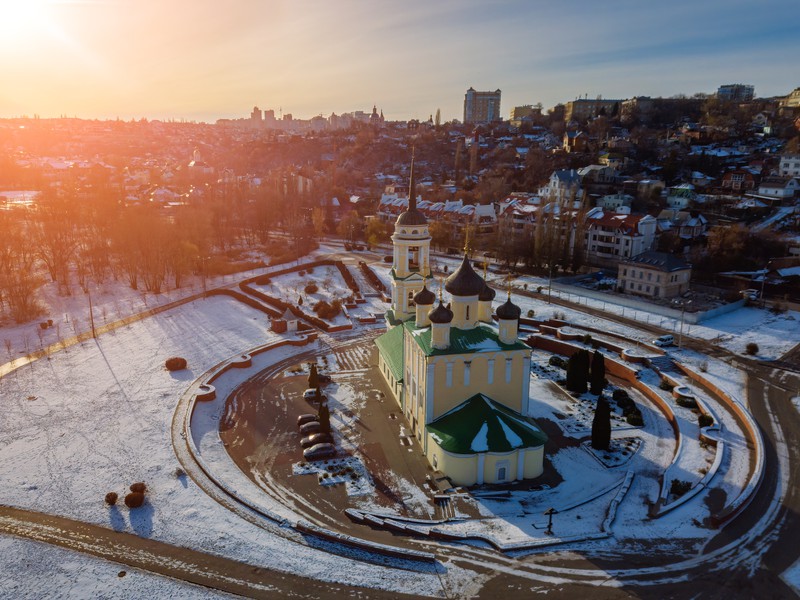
[404,321,528,357]
[427,393,547,455]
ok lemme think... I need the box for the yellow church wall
[425,439,544,486]
[427,350,529,421]
[523,446,545,479]
[480,452,511,482]
[425,437,479,486]
[377,352,403,410]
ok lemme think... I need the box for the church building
[375,163,547,487]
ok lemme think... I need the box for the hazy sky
[1,0,798,122]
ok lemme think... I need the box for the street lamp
[548,261,554,304]
[760,261,772,308]
[672,298,692,349]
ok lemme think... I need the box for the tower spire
[408,145,416,212]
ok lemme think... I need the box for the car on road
[652,334,674,347]
[299,421,322,436]
[300,432,333,448]
[303,442,336,460]
[297,414,318,427]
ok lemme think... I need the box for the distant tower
[464,87,502,124]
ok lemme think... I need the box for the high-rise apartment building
[717,84,755,102]
[464,87,502,124]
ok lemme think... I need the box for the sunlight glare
[0,0,54,44]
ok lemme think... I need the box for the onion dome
[445,255,486,297]
[496,295,521,320]
[413,285,436,305]
[428,301,453,324]
[479,283,496,302]
[396,208,427,226]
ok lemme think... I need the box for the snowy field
[0,247,770,597]
[0,535,230,599]
[0,296,460,598]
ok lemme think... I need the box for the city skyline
[1,0,799,122]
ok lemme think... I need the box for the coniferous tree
[592,396,611,450]
[308,363,319,389]
[317,394,331,433]
[590,350,606,395]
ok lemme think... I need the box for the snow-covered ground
[0,248,767,596]
[0,296,458,598]
[0,535,230,599]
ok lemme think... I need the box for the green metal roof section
[384,308,409,327]
[390,268,431,282]
[403,321,528,356]
[427,393,548,455]
[375,325,405,382]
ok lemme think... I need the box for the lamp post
[760,261,772,308]
[673,298,692,349]
[548,261,554,304]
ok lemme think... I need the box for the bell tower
[390,148,432,322]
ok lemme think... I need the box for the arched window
[466,305,470,320]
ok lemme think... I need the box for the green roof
[404,321,528,356]
[427,394,547,455]
[390,268,431,282]
[375,325,404,382]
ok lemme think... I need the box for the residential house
[779,154,800,178]
[563,131,589,153]
[539,169,585,204]
[666,184,697,210]
[583,208,657,267]
[721,169,757,192]
[617,251,691,299]
[758,176,799,200]
[656,209,708,242]
[597,193,634,212]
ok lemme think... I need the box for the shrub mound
[745,342,759,356]
[129,482,147,494]
[124,492,145,508]
[165,357,187,372]
[105,492,118,506]
[698,414,714,428]
[304,283,319,294]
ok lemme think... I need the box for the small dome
[396,208,427,226]
[413,285,436,305]
[445,255,486,297]
[428,301,453,324]
[479,283,496,302]
[496,297,521,320]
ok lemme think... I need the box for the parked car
[303,388,327,402]
[652,334,674,347]
[299,421,322,436]
[741,289,759,301]
[297,414,318,427]
[300,432,333,448]
[303,442,335,460]
[383,255,393,263]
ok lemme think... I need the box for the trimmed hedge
[165,357,187,372]
[105,492,118,506]
[124,492,145,509]
[130,482,147,494]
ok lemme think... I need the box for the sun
[0,0,55,44]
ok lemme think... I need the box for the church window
[466,305,470,320]
[446,363,453,387]
[496,461,509,482]
[505,358,513,383]
[487,359,495,384]
[464,361,471,386]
